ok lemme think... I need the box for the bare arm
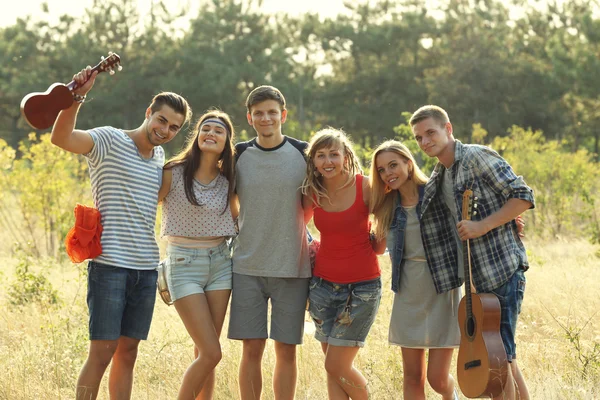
[302,193,314,225]
[361,176,386,254]
[50,67,98,154]
[371,236,387,255]
[457,198,533,240]
[158,168,173,203]
[230,193,240,221]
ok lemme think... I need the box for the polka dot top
[161,164,236,238]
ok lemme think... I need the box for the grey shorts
[228,273,309,345]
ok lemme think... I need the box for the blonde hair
[302,128,362,207]
[369,140,429,241]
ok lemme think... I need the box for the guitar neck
[463,239,473,318]
[65,54,120,92]
[65,63,105,92]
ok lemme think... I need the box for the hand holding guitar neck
[72,66,99,99]
[20,52,122,130]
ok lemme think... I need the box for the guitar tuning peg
[117,65,123,71]
[108,51,113,56]
[101,55,105,61]
[109,68,115,75]
[474,204,478,208]
[473,211,477,216]
[474,196,478,201]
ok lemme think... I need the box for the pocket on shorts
[490,277,510,301]
[169,254,192,266]
[309,277,320,291]
[351,280,381,303]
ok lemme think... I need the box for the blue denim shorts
[87,261,158,341]
[165,242,232,301]
[489,268,526,362]
[308,276,382,347]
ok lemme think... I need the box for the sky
[0,0,350,28]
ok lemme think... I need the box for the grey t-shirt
[232,136,311,278]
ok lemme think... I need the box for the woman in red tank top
[302,128,386,400]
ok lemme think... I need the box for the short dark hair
[245,85,286,113]
[149,92,192,126]
[409,105,449,127]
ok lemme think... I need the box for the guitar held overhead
[20,52,122,130]
[457,189,508,398]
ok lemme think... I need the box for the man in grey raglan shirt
[228,85,311,400]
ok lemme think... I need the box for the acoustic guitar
[457,189,508,398]
[20,52,122,130]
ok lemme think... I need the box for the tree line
[1,0,599,159]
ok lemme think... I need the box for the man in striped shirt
[51,66,191,400]
[410,105,534,400]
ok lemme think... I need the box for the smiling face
[411,117,453,160]
[313,145,346,180]
[375,151,412,191]
[197,119,228,156]
[144,105,185,146]
[246,99,287,140]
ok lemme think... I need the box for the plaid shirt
[420,140,535,293]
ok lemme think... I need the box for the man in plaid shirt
[410,105,534,400]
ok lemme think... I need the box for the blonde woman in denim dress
[370,140,460,400]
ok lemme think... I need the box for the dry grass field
[0,238,599,399]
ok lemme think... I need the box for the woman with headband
[158,110,237,400]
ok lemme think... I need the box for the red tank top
[313,175,380,283]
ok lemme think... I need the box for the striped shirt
[420,140,535,293]
[85,127,164,270]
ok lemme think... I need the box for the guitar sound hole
[466,317,476,337]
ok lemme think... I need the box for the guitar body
[20,53,122,130]
[21,83,74,130]
[457,292,508,398]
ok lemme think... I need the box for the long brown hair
[369,140,428,241]
[301,128,362,207]
[165,110,235,213]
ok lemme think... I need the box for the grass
[0,238,599,399]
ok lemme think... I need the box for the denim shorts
[308,276,382,347]
[488,268,526,362]
[165,242,232,301]
[87,261,158,341]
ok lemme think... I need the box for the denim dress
[387,188,460,348]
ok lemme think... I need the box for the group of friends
[50,65,535,400]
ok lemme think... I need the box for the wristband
[73,93,86,104]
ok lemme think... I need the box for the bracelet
[73,93,86,104]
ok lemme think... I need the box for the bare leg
[239,339,266,400]
[323,345,368,400]
[401,347,426,400]
[174,293,227,400]
[494,363,516,400]
[427,348,456,400]
[76,340,118,400]
[108,336,140,400]
[320,343,349,400]
[196,289,231,400]
[511,359,529,400]
[273,341,297,400]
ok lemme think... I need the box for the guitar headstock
[93,52,123,76]
[461,189,476,221]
